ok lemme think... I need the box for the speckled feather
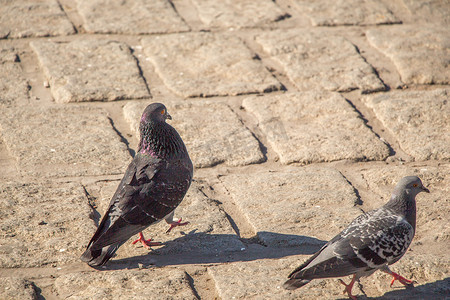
[81,103,193,266]
[284,176,429,290]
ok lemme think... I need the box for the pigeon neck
[138,121,187,159]
[384,191,416,229]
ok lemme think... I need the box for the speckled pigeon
[284,176,429,299]
[81,103,193,266]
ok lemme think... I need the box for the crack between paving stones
[239,37,289,92]
[81,184,101,227]
[338,171,364,208]
[108,117,135,158]
[351,43,388,93]
[346,91,417,162]
[214,175,264,246]
[167,0,191,31]
[56,0,78,34]
[227,104,268,163]
[129,49,152,98]
[343,97,396,159]
[197,183,241,239]
[184,271,202,300]
[33,283,48,300]
[342,92,415,162]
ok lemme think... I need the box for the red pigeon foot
[339,274,358,300]
[389,271,414,287]
[166,218,189,233]
[132,232,162,249]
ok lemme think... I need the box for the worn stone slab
[366,26,450,85]
[292,0,400,26]
[402,0,450,24]
[220,166,360,246]
[0,277,37,300]
[0,181,95,268]
[208,254,449,299]
[255,29,385,93]
[54,269,197,299]
[0,0,75,39]
[30,40,150,103]
[76,0,189,34]
[357,164,450,251]
[209,256,338,300]
[124,101,264,168]
[363,89,449,161]
[243,92,389,164]
[93,180,244,261]
[0,45,19,63]
[0,48,29,107]
[142,32,281,98]
[192,0,289,28]
[0,105,130,177]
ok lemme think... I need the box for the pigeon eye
[413,184,418,187]
[160,109,165,115]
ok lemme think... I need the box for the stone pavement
[0,0,449,299]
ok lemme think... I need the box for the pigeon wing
[91,156,192,250]
[288,209,413,281]
[87,154,164,250]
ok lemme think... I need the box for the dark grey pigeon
[284,176,429,299]
[81,103,193,267]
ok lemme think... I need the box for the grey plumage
[284,176,429,298]
[81,103,193,266]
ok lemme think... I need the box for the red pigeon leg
[339,274,358,300]
[383,268,414,287]
[131,232,162,249]
[166,217,189,233]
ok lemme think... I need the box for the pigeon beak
[422,186,430,193]
[166,112,172,120]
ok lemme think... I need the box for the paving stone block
[30,40,150,103]
[0,54,29,107]
[255,29,385,92]
[0,181,95,268]
[0,0,75,39]
[142,32,281,97]
[363,89,449,161]
[292,0,400,26]
[208,254,449,299]
[0,105,130,177]
[76,0,189,34]
[95,181,244,260]
[220,166,360,246]
[0,45,19,63]
[366,26,450,85]
[124,101,264,168]
[192,0,289,28]
[0,277,37,300]
[402,0,450,24]
[54,269,197,299]
[243,92,389,164]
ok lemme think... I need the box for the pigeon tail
[283,279,311,290]
[80,242,122,267]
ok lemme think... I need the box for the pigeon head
[140,103,172,125]
[138,103,188,159]
[385,176,429,228]
[392,176,430,198]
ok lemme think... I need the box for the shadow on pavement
[366,277,450,300]
[101,231,326,270]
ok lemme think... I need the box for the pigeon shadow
[101,231,326,271]
[364,277,450,300]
